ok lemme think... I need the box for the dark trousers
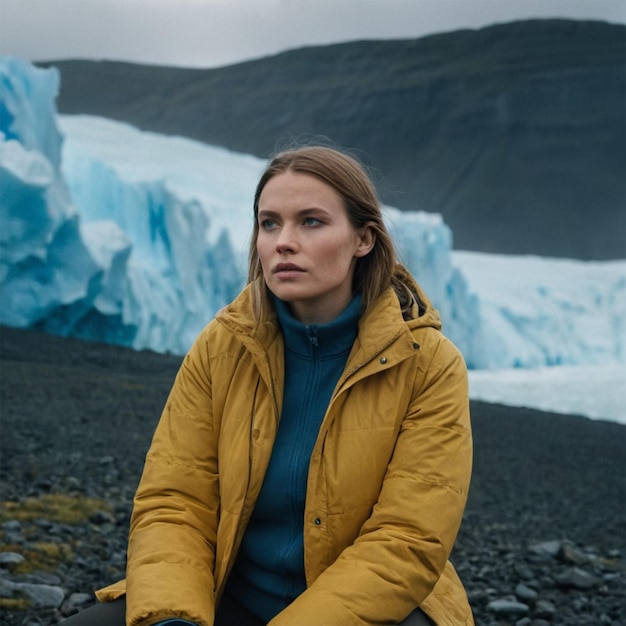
[58,593,435,625]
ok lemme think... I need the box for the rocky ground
[0,325,624,625]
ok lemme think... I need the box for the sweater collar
[274,294,362,357]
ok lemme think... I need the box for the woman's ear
[354,223,376,258]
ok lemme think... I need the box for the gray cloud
[1,0,624,68]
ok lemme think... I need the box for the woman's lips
[274,263,305,277]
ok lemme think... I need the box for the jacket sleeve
[125,328,219,626]
[269,336,473,626]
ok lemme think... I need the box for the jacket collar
[216,269,442,361]
[273,294,362,357]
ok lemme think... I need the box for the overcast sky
[1,0,625,68]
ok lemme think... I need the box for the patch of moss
[0,598,30,611]
[0,493,111,525]
[0,493,112,576]
[4,540,75,574]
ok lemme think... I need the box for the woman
[62,146,473,625]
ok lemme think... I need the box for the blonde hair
[247,146,417,319]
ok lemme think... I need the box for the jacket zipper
[219,353,282,598]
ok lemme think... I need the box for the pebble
[556,566,602,589]
[62,591,94,612]
[65,476,82,491]
[89,509,117,525]
[560,541,591,565]
[534,598,557,619]
[23,571,63,586]
[453,532,625,625]
[512,561,534,580]
[0,551,26,566]
[514,582,538,602]
[487,597,530,615]
[1,520,22,533]
[0,578,65,608]
[529,539,562,557]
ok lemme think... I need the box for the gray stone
[513,561,534,580]
[529,540,562,557]
[62,592,93,611]
[487,598,530,615]
[0,552,25,566]
[22,582,66,608]
[3,531,25,545]
[89,509,116,525]
[0,577,18,598]
[556,567,602,590]
[534,599,557,619]
[515,582,538,602]
[65,476,82,490]
[560,542,591,565]
[33,519,54,531]
[24,571,63,586]
[1,520,22,533]
[0,578,65,608]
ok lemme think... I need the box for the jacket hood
[391,264,442,332]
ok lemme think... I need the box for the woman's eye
[260,219,277,229]
[303,217,321,227]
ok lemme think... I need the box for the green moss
[5,540,75,574]
[0,493,111,524]
[0,598,31,611]
[0,493,112,575]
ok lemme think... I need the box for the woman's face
[256,171,374,324]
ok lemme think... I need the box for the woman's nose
[276,226,298,252]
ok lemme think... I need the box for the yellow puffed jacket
[97,271,474,626]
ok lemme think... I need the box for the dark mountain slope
[41,19,625,259]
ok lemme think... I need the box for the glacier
[0,58,101,335]
[2,57,626,415]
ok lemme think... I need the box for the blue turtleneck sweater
[225,295,362,621]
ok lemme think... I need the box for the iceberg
[453,251,626,368]
[1,58,250,354]
[58,114,485,360]
[1,57,625,375]
[0,58,100,332]
[59,127,250,353]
